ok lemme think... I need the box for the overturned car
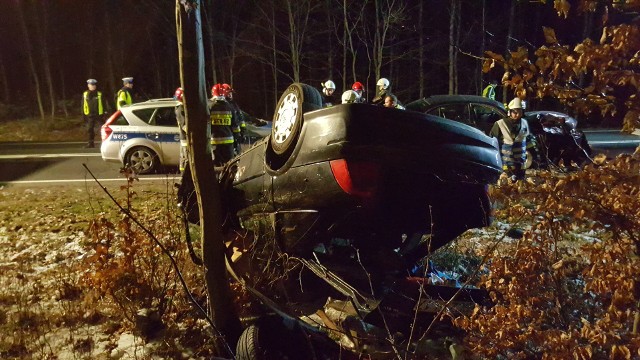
[184,83,503,358]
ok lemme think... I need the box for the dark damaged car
[183,83,503,358]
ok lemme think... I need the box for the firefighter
[341,90,358,104]
[371,78,391,106]
[321,80,337,107]
[351,81,366,103]
[116,77,134,110]
[209,83,238,166]
[222,83,246,154]
[82,79,106,148]
[489,97,530,181]
[173,87,188,173]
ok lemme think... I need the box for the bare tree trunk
[37,0,56,118]
[503,0,517,102]
[104,8,117,109]
[478,0,486,95]
[203,0,217,85]
[342,0,348,90]
[176,1,241,355]
[270,3,278,106]
[16,1,45,121]
[0,54,9,104]
[448,0,459,95]
[418,1,424,99]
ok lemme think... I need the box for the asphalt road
[0,130,637,185]
[0,142,179,185]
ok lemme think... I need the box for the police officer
[82,79,106,148]
[209,84,238,166]
[490,97,530,181]
[116,77,134,110]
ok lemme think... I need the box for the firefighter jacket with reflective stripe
[83,90,104,116]
[116,88,132,110]
[491,118,529,168]
[209,99,237,145]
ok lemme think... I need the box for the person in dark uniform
[116,77,134,110]
[82,79,106,148]
[221,83,246,154]
[209,83,238,167]
[371,78,391,106]
[321,80,337,107]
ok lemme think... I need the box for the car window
[471,104,504,134]
[113,113,129,126]
[132,108,155,124]
[426,104,473,126]
[150,107,177,127]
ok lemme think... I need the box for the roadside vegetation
[0,116,85,143]
[1,148,638,359]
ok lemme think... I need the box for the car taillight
[101,111,120,141]
[330,159,380,198]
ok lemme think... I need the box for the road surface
[0,142,179,185]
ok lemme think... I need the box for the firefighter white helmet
[376,78,390,90]
[341,90,358,104]
[322,80,336,90]
[508,97,523,110]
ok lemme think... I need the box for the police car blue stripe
[109,132,179,143]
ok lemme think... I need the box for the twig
[81,164,226,348]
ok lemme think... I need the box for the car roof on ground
[405,95,505,112]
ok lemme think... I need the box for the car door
[147,105,180,166]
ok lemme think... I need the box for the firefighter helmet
[211,84,225,99]
[352,81,364,92]
[376,78,389,90]
[341,90,358,104]
[173,87,183,102]
[508,97,523,110]
[222,83,233,97]
[322,80,336,90]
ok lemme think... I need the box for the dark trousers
[213,144,234,167]
[85,115,103,145]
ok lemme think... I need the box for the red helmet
[173,87,183,102]
[352,81,364,92]
[222,83,233,97]
[211,83,224,98]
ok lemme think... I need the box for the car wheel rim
[524,150,533,169]
[130,150,153,172]
[273,92,299,144]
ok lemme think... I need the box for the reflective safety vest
[209,100,235,145]
[116,88,132,110]
[482,84,496,100]
[496,118,529,168]
[83,90,104,116]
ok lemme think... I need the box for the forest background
[0,0,638,131]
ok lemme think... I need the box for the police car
[100,99,181,174]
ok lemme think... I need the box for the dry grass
[0,116,86,142]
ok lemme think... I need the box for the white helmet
[376,78,390,90]
[341,90,358,104]
[508,97,523,110]
[322,80,336,90]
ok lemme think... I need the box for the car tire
[125,146,159,175]
[270,83,323,155]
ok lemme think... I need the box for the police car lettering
[112,133,128,140]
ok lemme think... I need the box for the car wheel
[125,146,159,174]
[524,150,534,170]
[270,83,323,155]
